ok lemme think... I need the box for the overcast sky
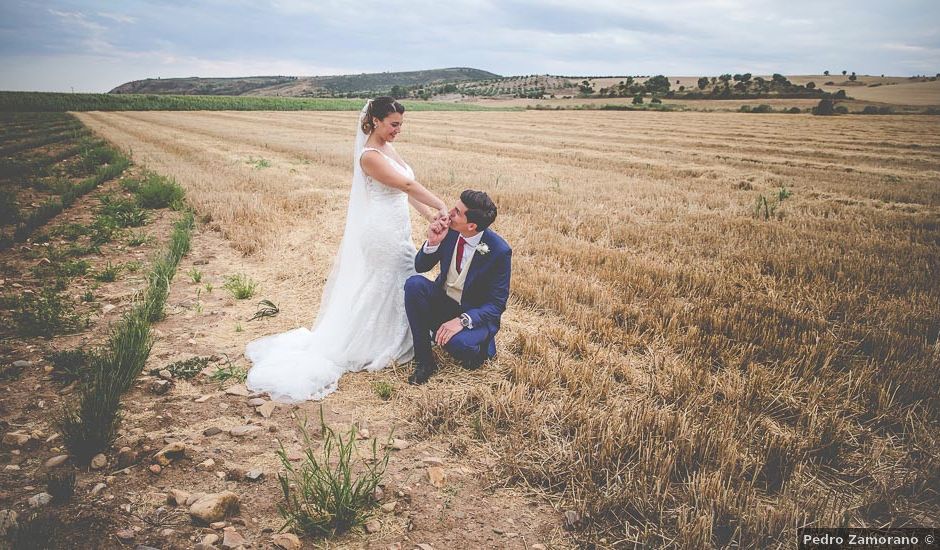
[1,0,938,92]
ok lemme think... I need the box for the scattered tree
[697,77,709,90]
[632,94,644,105]
[824,70,830,76]
[812,98,835,115]
[644,75,671,94]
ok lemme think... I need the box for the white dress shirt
[423,231,484,268]
[423,232,485,328]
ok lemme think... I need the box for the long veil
[244,101,385,402]
[310,100,372,333]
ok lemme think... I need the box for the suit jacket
[415,228,512,357]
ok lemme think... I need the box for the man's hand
[427,217,448,246]
[435,317,463,346]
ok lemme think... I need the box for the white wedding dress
[244,102,416,402]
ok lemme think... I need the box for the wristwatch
[459,313,473,329]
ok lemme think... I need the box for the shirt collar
[459,231,485,248]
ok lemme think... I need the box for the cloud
[97,12,137,24]
[1,0,938,91]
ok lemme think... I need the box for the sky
[1,0,938,92]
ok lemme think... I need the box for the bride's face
[373,112,403,141]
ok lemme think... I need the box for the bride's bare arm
[408,196,439,221]
[361,152,446,215]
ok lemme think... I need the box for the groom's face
[449,200,477,234]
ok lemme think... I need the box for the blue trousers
[404,275,490,369]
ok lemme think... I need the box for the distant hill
[110,67,501,96]
[110,76,298,95]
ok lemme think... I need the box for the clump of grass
[60,307,153,464]
[32,255,90,280]
[92,261,121,282]
[276,406,390,538]
[0,362,26,381]
[134,172,185,209]
[142,213,193,322]
[51,222,88,241]
[753,194,778,220]
[81,290,95,302]
[210,362,247,384]
[223,273,257,300]
[372,381,394,401]
[65,243,97,257]
[160,356,211,379]
[204,282,214,292]
[187,266,202,283]
[98,194,147,227]
[248,299,279,321]
[124,260,142,273]
[0,189,20,225]
[46,348,94,383]
[10,288,82,338]
[127,231,150,246]
[58,259,89,278]
[46,470,76,502]
[7,511,61,549]
[89,217,118,246]
[247,156,271,169]
[78,144,120,172]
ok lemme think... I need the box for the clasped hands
[426,211,464,346]
[428,211,449,246]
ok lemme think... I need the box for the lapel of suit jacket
[462,229,490,296]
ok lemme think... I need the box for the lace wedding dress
[244,102,416,402]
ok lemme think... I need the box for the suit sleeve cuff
[423,241,440,254]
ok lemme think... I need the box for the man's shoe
[408,363,436,385]
[460,346,488,370]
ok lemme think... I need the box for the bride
[245,97,447,402]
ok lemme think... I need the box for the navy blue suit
[404,228,512,369]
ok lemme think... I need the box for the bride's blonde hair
[361,96,405,134]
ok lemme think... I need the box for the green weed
[160,356,211,379]
[93,261,121,282]
[248,299,279,321]
[372,381,394,401]
[10,288,82,337]
[134,172,185,209]
[276,407,390,538]
[127,231,150,246]
[210,362,247,384]
[223,273,258,300]
[46,348,94,383]
[247,156,272,169]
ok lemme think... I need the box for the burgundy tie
[455,236,466,273]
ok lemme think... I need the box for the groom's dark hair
[461,190,497,231]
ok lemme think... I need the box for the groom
[404,190,512,385]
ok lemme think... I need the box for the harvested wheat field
[72,109,940,548]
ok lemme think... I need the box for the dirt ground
[0,128,572,549]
